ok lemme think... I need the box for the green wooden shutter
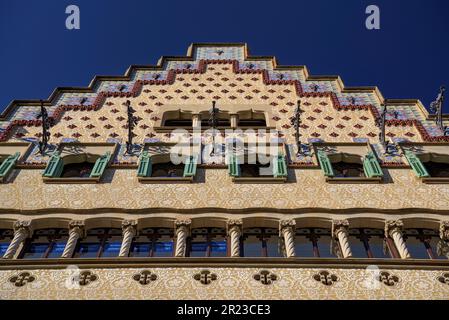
[273,154,288,178]
[405,151,430,178]
[90,151,111,178]
[363,152,384,178]
[0,152,20,179]
[137,151,152,177]
[183,154,198,177]
[317,151,334,177]
[42,153,64,178]
[228,154,240,177]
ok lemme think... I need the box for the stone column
[230,114,239,128]
[192,114,201,128]
[385,220,411,259]
[332,220,353,258]
[279,220,296,258]
[61,220,85,258]
[227,219,242,257]
[2,221,32,259]
[438,221,449,259]
[174,218,191,257]
[119,220,137,257]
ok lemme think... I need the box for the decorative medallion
[253,270,277,285]
[313,270,339,286]
[78,270,98,286]
[9,272,36,287]
[133,270,158,285]
[377,271,400,287]
[437,273,449,286]
[193,270,217,285]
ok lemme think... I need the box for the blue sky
[0,0,448,113]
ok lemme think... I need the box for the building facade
[0,43,449,300]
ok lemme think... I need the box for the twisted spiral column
[119,220,137,257]
[174,218,191,257]
[227,219,242,257]
[2,221,32,259]
[332,220,352,258]
[438,221,449,259]
[61,220,85,258]
[385,220,411,259]
[279,220,296,258]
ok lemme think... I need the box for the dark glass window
[295,228,336,258]
[164,119,193,127]
[403,229,447,259]
[240,162,272,178]
[201,119,231,127]
[20,229,68,259]
[238,119,267,127]
[61,162,94,178]
[74,228,122,258]
[151,163,184,178]
[422,162,449,178]
[332,162,365,178]
[348,228,391,258]
[243,228,282,257]
[130,228,174,257]
[188,228,227,257]
[0,229,13,257]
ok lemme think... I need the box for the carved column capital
[332,219,349,238]
[227,219,243,234]
[13,220,32,237]
[122,220,138,236]
[279,219,296,235]
[175,218,192,229]
[440,221,449,241]
[68,220,85,238]
[385,220,404,238]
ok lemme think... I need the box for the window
[200,111,231,128]
[402,146,449,183]
[20,229,68,259]
[295,228,336,258]
[422,162,449,178]
[188,228,227,257]
[348,228,392,259]
[0,152,20,183]
[237,110,267,127]
[242,228,282,257]
[151,163,185,178]
[161,110,193,127]
[403,229,447,259]
[130,228,174,257]
[240,161,272,178]
[332,161,365,178]
[74,228,122,258]
[0,229,13,257]
[61,162,94,178]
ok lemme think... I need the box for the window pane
[266,237,282,257]
[22,243,49,259]
[243,235,263,257]
[406,237,430,259]
[190,242,208,257]
[47,241,66,258]
[77,243,101,258]
[102,241,121,257]
[0,243,10,256]
[210,241,227,257]
[430,238,449,260]
[153,241,174,257]
[348,236,369,258]
[369,237,390,258]
[294,236,315,257]
[316,236,335,258]
[130,243,151,257]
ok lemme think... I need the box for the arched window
[74,228,122,258]
[187,228,227,257]
[20,229,68,259]
[295,228,336,258]
[403,229,447,259]
[348,228,392,258]
[129,228,174,257]
[242,228,282,257]
[0,229,13,257]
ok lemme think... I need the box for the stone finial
[332,219,349,239]
[385,220,404,238]
[440,221,449,241]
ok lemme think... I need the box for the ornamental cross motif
[193,270,217,285]
[133,270,157,285]
[313,270,339,286]
[78,270,98,286]
[9,272,36,287]
[377,271,399,287]
[253,270,278,285]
